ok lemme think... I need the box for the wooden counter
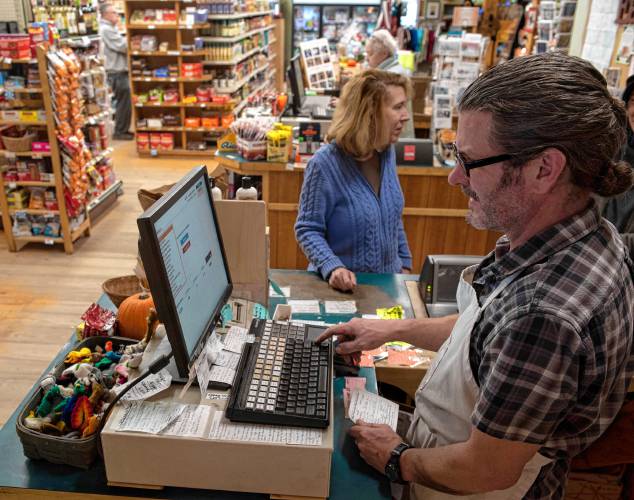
[215,151,500,272]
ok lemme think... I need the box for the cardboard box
[101,384,333,497]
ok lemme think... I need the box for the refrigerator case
[292,1,380,55]
[293,5,321,47]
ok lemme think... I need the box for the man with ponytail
[317,53,634,499]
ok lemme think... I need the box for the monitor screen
[288,54,305,113]
[137,166,232,378]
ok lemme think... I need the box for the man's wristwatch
[385,442,411,484]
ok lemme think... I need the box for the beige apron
[404,265,551,499]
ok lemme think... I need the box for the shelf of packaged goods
[132,75,213,82]
[9,208,60,215]
[130,50,208,56]
[207,10,272,20]
[138,148,216,156]
[203,46,265,66]
[232,80,269,116]
[216,63,269,95]
[200,25,273,44]
[126,23,210,30]
[87,179,123,213]
[135,102,234,109]
[86,148,114,168]
[3,180,55,187]
[0,150,52,158]
[0,120,46,126]
[12,235,64,245]
[0,58,37,66]
[6,87,43,94]
[137,126,226,133]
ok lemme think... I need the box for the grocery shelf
[131,50,208,56]
[131,75,214,82]
[200,25,272,44]
[0,120,46,126]
[3,180,55,187]
[9,208,60,215]
[13,235,64,245]
[207,10,272,20]
[216,63,269,94]
[135,102,234,109]
[138,148,216,156]
[203,46,265,66]
[0,150,52,158]
[127,23,210,29]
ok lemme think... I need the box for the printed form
[208,412,322,446]
[348,389,399,432]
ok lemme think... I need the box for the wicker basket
[16,336,135,469]
[102,275,143,308]
[1,129,36,152]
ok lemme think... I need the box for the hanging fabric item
[376,0,392,31]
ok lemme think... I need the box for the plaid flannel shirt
[469,202,634,499]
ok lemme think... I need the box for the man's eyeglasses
[450,143,514,177]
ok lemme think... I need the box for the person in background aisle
[99,3,133,141]
[294,69,412,292]
[317,53,634,499]
[365,30,415,139]
[601,75,634,255]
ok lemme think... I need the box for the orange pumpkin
[117,292,157,340]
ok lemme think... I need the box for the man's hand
[329,267,357,292]
[349,421,402,474]
[315,317,394,354]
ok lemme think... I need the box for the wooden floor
[0,140,217,428]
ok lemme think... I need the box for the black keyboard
[311,105,332,119]
[226,319,332,428]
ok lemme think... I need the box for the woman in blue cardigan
[295,69,413,291]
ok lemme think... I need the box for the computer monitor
[137,166,233,380]
[288,54,306,115]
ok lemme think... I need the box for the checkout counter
[0,270,428,500]
[214,150,501,273]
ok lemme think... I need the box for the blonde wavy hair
[326,69,412,159]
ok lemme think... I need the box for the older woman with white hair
[366,29,409,76]
[365,29,414,137]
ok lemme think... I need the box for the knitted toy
[36,385,61,417]
[64,347,92,365]
[81,414,100,438]
[70,395,93,431]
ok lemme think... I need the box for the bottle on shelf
[235,176,257,200]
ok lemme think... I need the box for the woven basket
[16,336,135,469]
[1,130,36,152]
[102,275,143,308]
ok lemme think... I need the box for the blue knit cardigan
[294,142,412,279]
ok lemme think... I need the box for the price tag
[169,78,176,82]
[8,182,17,189]
[132,51,139,55]
[44,238,54,246]
[5,151,16,159]
[285,162,295,171]
[32,153,42,159]
[150,148,158,157]
[148,24,155,29]
[82,36,90,45]
[4,57,12,65]
[144,77,151,82]
[167,50,179,56]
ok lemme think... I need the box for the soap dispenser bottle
[210,178,222,201]
[235,176,257,200]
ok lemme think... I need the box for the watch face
[385,462,399,482]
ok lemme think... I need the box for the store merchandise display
[0,38,120,253]
[126,0,276,156]
[30,0,100,39]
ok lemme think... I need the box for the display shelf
[126,0,275,156]
[216,63,269,94]
[13,235,64,244]
[3,180,55,187]
[0,150,52,158]
[87,179,124,212]
[126,23,210,29]
[232,80,269,115]
[8,208,60,215]
[7,87,43,94]
[0,120,47,126]
[131,50,207,56]
[131,75,214,82]
[200,25,272,43]
[138,148,214,156]
[207,10,272,20]
[135,102,234,109]
[203,46,265,66]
